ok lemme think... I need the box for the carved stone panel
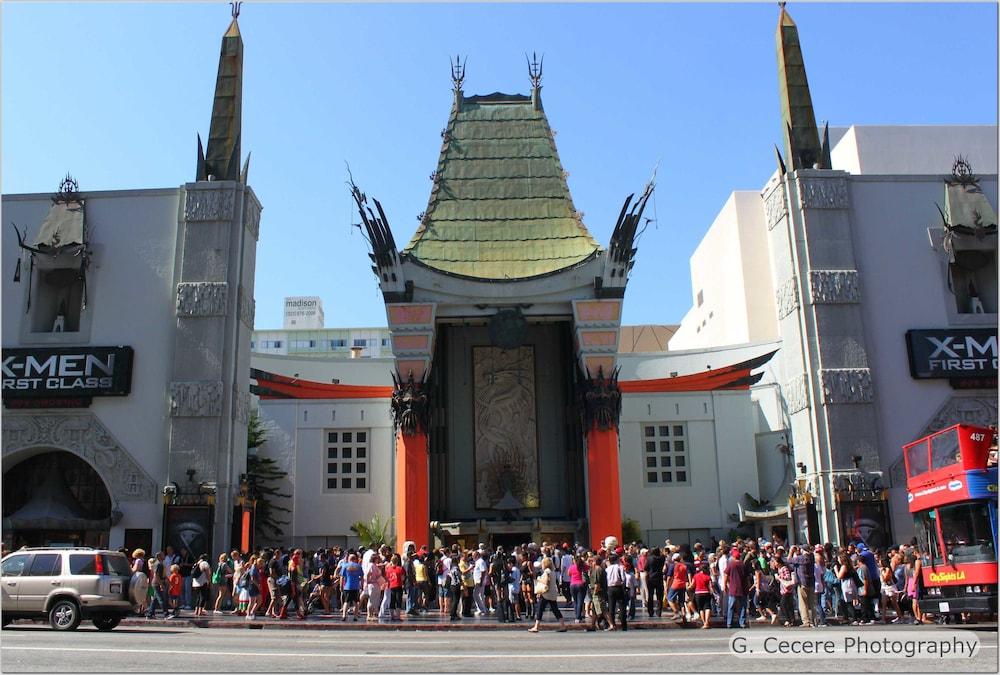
[473,346,539,510]
[232,385,251,425]
[237,285,255,329]
[775,276,800,319]
[784,374,810,414]
[764,181,788,231]
[243,193,261,241]
[170,381,224,417]
[1,413,158,503]
[819,368,874,404]
[797,176,849,210]
[176,282,229,317]
[184,188,234,222]
[809,270,861,304]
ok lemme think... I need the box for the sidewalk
[121,606,689,631]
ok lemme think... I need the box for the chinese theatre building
[268,57,775,551]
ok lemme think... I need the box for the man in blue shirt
[340,553,364,621]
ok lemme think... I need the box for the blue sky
[3,2,997,330]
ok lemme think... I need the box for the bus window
[907,441,929,477]
[938,502,997,565]
[931,428,961,471]
[913,510,944,565]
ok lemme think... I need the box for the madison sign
[906,329,998,379]
[1,346,133,398]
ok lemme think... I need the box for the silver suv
[1,547,135,631]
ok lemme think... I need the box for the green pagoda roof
[402,92,600,279]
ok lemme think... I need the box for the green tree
[622,516,643,544]
[350,513,395,549]
[246,410,291,542]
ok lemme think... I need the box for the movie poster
[163,505,213,557]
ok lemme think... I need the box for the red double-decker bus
[904,423,998,617]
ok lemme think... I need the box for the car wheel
[92,614,121,631]
[48,599,81,631]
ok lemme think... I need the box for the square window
[327,478,336,489]
[357,448,366,459]
[356,462,366,474]
[645,442,656,453]
[676,456,685,467]
[341,462,351,473]
[357,432,367,442]
[663,472,673,483]
[659,426,670,436]
[661,456,671,467]
[644,426,655,437]
[328,463,337,474]
[343,448,352,459]
[356,478,366,489]
[660,441,670,452]
[674,440,685,452]
[328,432,337,443]
[647,472,658,483]
[341,478,351,489]
[673,425,684,436]
[342,432,352,443]
[646,457,656,468]
[327,448,337,459]
[677,471,687,482]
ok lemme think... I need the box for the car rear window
[102,554,132,576]
[68,553,133,576]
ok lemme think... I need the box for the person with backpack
[146,552,169,620]
[446,554,463,621]
[212,553,232,614]
[191,553,212,617]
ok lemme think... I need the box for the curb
[118,616,688,631]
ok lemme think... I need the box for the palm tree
[350,513,395,549]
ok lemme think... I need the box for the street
[1,623,996,672]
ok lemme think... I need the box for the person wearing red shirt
[384,554,405,621]
[690,564,713,629]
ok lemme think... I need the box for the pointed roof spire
[196,3,244,182]
[527,52,543,111]
[775,3,825,170]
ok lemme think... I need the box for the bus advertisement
[904,423,998,617]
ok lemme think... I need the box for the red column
[395,431,429,553]
[586,426,622,550]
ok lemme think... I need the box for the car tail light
[95,554,105,575]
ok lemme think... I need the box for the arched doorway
[2,450,112,549]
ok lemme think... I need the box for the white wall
[2,189,182,547]
[256,398,394,549]
[669,192,777,350]
[832,125,998,176]
[849,173,998,537]
[619,389,759,542]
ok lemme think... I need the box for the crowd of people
[119,534,946,629]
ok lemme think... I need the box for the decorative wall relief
[797,176,849,210]
[473,346,539,510]
[775,276,800,319]
[237,284,255,329]
[784,374,810,414]
[169,381,224,417]
[176,282,228,317]
[231,385,251,425]
[184,187,235,222]
[764,181,788,230]
[809,270,861,304]
[819,368,874,404]
[1,413,157,503]
[243,192,261,241]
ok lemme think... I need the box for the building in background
[252,326,392,359]
[1,11,260,557]
[282,296,324,330]
[669,5,997,546]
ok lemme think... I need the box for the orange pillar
[586,426,622,551]
[395,431,429,553]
